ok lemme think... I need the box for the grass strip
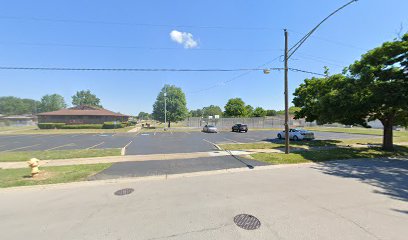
[251,146,408,165]
[0,148,121,162]
[0,163,112,188]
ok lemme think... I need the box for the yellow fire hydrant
[27,158,40,177]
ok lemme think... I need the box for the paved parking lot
[0,130,379,155]
[91,155,268,180]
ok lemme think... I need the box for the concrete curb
[0,162,316,192]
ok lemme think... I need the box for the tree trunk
[381,119,394,151]
[168,121,171,128]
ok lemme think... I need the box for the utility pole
[284,29,290,154]
[280,0,357,154]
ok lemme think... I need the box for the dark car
[232,124,248,132]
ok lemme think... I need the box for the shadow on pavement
[313,158,408,202]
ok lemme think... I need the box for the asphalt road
[0,130,379,154]
[1,158,406,240]
[91,155,269,180]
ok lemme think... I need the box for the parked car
[277,128,315,141]
[232,124,248,132]
[202,125,218,133]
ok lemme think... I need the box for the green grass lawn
[0,126,37,133]
[0,126,136,135]
[220,139,342,151]
[0,148,121,162]
[251,146,408,165]
[0,163,112,188]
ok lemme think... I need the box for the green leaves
[152,85,188,123]
[72,90,102,108]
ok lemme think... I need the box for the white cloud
[170,30,198,49]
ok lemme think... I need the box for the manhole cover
[114,188,134,196]
[234,214,261,230]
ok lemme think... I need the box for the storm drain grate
[234,214,261,230]
[114,188,134,196]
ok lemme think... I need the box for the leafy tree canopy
[72,90,102,108]
[202,105,223,117]
[0,96,40,115]
[138,112,151,120]
[224,98,247,117]
[293,33,408,150]
[152,85,188,127]
[39,94,66,112]
[252,107,267,117]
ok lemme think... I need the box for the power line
[188,56,283,94]
[0,65,325,77]
[0,15,279,31]
[289,68,326,76]
[0,66,268,72]
[288,0,359,59]
[0,41,281,52]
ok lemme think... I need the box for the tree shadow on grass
[312,157,408,202]
[261,138,342,147]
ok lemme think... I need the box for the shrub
[38,123,66,129]
[102,122,124,129]
[60,124,103,129]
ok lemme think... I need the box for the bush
[60,124,103,129]
[102,122,124,129]
[38,123,66,129]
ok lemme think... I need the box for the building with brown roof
[37,105,129,124]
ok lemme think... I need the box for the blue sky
[0,0,407,115]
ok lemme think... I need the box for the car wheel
[245,130,248,133]
[278,134,282,139]
[293,135,299,141]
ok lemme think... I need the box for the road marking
[245,137,257,141]
[45,143,75,151]
[121,140,133,156]
[184,131,191,134]
[87,142,105,149]
[223,137,241,143]
[203,139,222,150]
[1,144,40,152]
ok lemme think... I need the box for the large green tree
[0,96,40,115]
[252,107,267,117]
[202,105,223,117]
[224,98,247,117]
[72,90,102,108]
[189,109,203,117]
[138,112,151,120]
[266,109,277,116]
[152,85,188,127]
[293,34,408,150]
[39,94,67,112]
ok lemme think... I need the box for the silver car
[202,125,218,133]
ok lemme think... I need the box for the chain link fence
[182,117,319,129]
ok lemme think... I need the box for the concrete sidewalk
[0,150,250,169]
[1,158,407,240]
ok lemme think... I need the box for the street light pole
[284,29,290,154]
[164,91,167,129]
[280,0,357,154]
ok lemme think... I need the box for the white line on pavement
[121,140,133,156]
[87,142,105,149]
[1,144,41,152]
[203,139,222,150]
[45,143,75,151]
[223,137,241,143]
[184,132,191,134]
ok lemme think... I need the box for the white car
[202,125,218,133]
[277,128,315,141]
